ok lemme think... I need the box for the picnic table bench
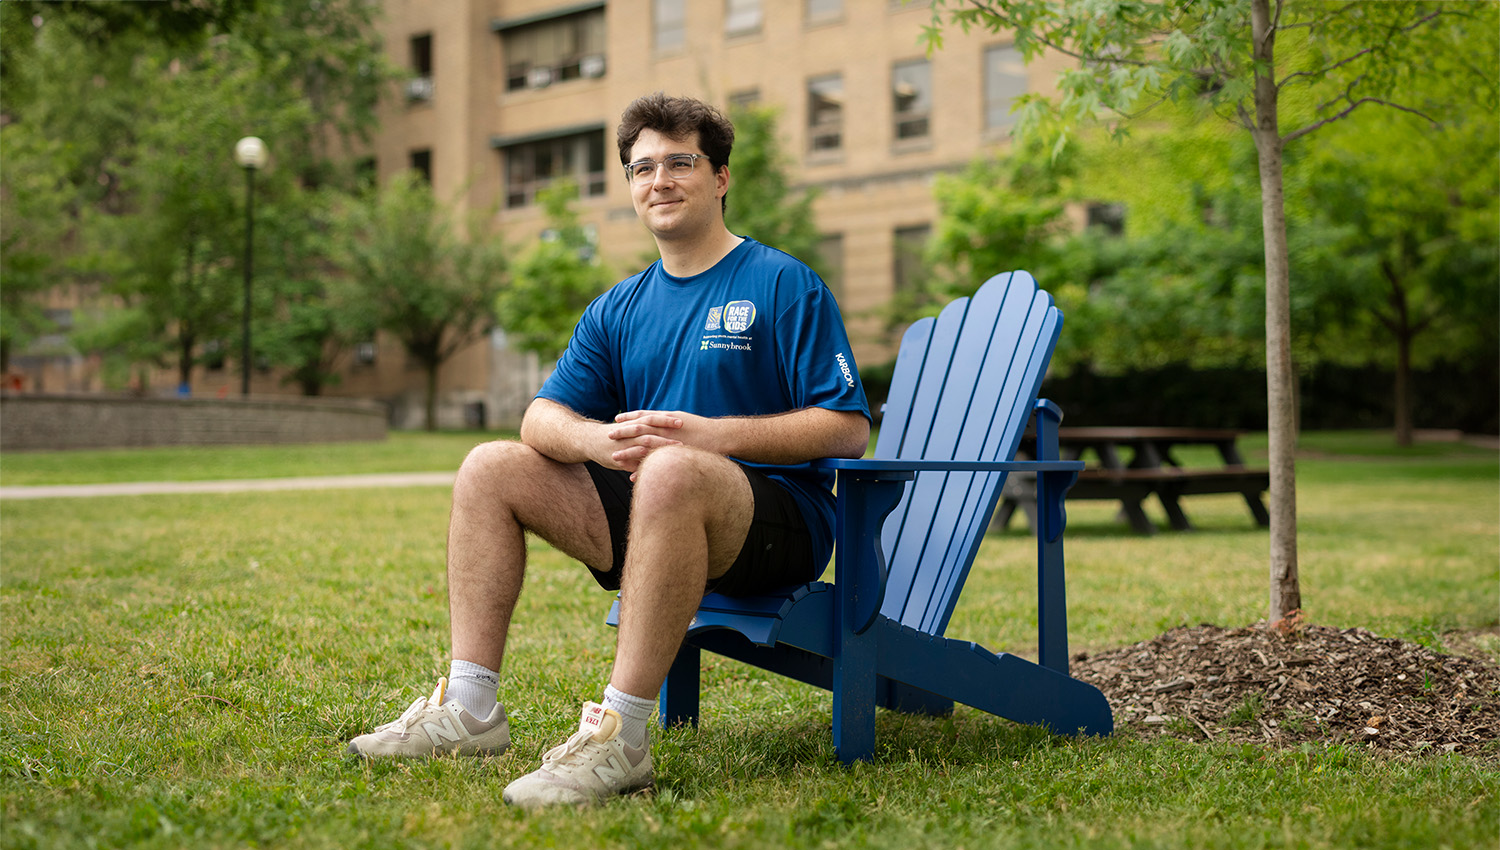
[995,426,1270,535]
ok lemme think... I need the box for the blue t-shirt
[537,237,870,576]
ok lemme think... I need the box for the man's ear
[716,165,731,199]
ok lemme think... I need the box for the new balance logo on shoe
[593,754,632,785]
[422,717,462,747]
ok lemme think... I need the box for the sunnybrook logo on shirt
[700,300,756,352]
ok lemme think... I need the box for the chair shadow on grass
[649,698,1082,782]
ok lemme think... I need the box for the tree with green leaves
[332,171,507,431]
[1301,103,1499,447]
[0,0,389,393]
[921,141,1079,336]
[103,41,256,390]
[724,104,825,278]
[927,0,1498,623]
[0,117,73,376]
[497,180,613,361]
[254,188,367,396]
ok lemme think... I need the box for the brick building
[14,1,1054,429]
[366,0,1056,426]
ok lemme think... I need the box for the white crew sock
[602,684,655,749]
[445,659,500,720]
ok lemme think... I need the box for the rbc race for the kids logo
[700,300,757,352]
[722,300,756,333]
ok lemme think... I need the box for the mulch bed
[1070,616,1500,757]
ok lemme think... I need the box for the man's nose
[648,164,676,188]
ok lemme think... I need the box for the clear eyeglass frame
[624,153,708,185]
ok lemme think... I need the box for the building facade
[10,1,1054,429]
[362,0,1054,426]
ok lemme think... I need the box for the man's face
[627,128,728,243]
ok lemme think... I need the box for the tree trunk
[299,374,325,397]
[178,334,195,388]
[424,362,439,431]
[1252,0,1302,624]
[1382,260,1416,447]
[179,240,197,391]
[1394,331,1414,447]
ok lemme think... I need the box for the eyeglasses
[623,153,708,185]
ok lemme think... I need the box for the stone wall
[0,394,388,451]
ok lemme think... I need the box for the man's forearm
[525,398,870,470]
[670,407,869,465]
[519,398,602,465]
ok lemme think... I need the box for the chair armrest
[810,458,1084,474]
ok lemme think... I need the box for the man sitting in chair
[347,93,871,808]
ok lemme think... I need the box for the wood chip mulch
[1069,616,1500,757]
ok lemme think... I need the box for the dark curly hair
[617,93,735,212]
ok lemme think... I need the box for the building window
[354,157,377,191]
[818,233,845,301]
[407,33,434,102]
[202,339,226,372]
[893,224,931,295]
[498,7,606,91]
[984,44,1027,132]
[725,0,762,37]
[807,74,843,154]
[500,130,606,209]
[729,88,760,111]
[410,149,432,183]
[892,59,931,142]
[806,0,841,24]
[654,0,685,51]
[1087,202,1126,236]
[42,308,73,332]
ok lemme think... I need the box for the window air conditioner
[405,77,434,101]
[526,67,553,89]
[580,54,605,78]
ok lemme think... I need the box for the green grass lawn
[1,431,1496,849]
[0,431,498,486]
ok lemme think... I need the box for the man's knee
[453,440,554,506]
[632,446,733,512]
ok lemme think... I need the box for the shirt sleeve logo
[722,300,756,333]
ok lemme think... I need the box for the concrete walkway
[0,471,455,500]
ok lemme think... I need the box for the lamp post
[234,136,268,396]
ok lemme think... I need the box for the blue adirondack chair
[606,271,1113,763]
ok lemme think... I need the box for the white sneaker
[502,702,652,809]
[346,678,509,758]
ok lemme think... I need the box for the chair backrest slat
[872,272,1062,634]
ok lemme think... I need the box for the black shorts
[582,460,816,598]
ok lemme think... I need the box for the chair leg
[832,631,876,764]
[658,642,701,729]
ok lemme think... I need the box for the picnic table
[995,427,1271,535]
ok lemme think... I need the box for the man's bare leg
[446,440,615,672]
[500,445,752,807]
[609,445,753,700]
[347,440,618,759]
